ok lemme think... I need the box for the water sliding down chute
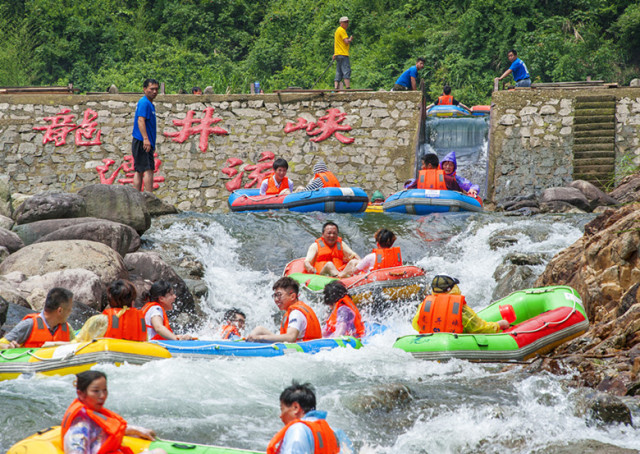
[228,187,369,213]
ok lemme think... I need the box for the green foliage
[0,0,637,102]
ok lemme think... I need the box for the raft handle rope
[153,341,284,351]
[507,300,578,336]
[235,192,284,202]
[1,339,99,362]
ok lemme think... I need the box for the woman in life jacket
[219,308,246,340]
[439,151,480,199]
[321,281,365,339]
[141,281,194,341]
[355,228,402,274]
[62,370,165,454]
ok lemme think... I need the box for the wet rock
[586,394,633,426]
[0,214,13,230]
[488,235,519,250]
[34,220,140,257]
[141,192,179,217]
[492,253,546,300]
[178,259,205,278]
[503,206,541,216]
[569,180,618,211]
[0,302,33,336]
[0,228,23,253]
[12,217,103,245]
[68,301,100,330]
[609,172,640,204]
[539,200,586,213]
[596,376,628,396]
[19,269,105,311]
[540,187,590,211]
[347,384,412,412]
[13,192,87,224]
[79,184,151,235]
[184,278,208,298]
[531,440,638,454]
[497,193,537,211]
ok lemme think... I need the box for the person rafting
[260,158,294,195]
[412,275,509,334]
[355,228,402,274]
[439,151,480,198]
[141,280,194,341]
[303,221,360,278]
[62,370,165,454]
[219,308,246,340]
[321,281,365,339]
[302,161,341,191]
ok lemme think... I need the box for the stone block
[499,114,517,126]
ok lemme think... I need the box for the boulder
[587,394,633,426]
[13,192,86,224]
[0,246,9,264]
[141,192,179,217]
[609,173,640,204]
[12,217,103,245]
[0,294,7,328]
[78,184,151,234]
[19,269,105,311]
[0,302,33,336]
[0,175,11,218]
[0,214,13,231]
[540,187,591,211]
[0,227,24,253]
[68,301,100,331]
[34,220,140,257]
[497,193,539,212]
[492,253,547,300]
[0,278,30,308]
[540,200,586,213]
[569,180,618,211]
[0,240,128,285]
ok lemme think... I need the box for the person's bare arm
[410,77,417,90]
[304,243,318,273]
[137,116,151,152]
[496,69,512,81]
[248,327,299,343]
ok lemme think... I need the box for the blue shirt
[132,95,157,148]
[395,65,418,88]
[278,410,353,454]
[509,58,530,81]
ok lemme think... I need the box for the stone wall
[488,87,640,205]
[0,91,422,212]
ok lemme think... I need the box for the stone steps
[574,115,616,125]
[573,143,614,153]
[574,136,615,145]
[574,108,615,116]
[574,158,616,167]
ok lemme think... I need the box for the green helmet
[371,190,384,202]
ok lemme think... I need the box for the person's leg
[338,258,359,279]
[133,172,143,191]
[342,57,351,89]
[143,170,154,192]
[320,262,340,277]
[335,56,343,90]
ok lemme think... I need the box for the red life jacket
[416,294,466,334]
[102,307,147,342]
[280,301,322,341]
[324,296,366,338]
[141,302,173,340]
[61,398,133,454]
[263,173,291,195]
[21,313,71,348]
[314,237,345,273]
[267,418,339,454]
[220,324,241,339]
[417,169,448,190]
[314,171,340,188]
[438,94,453,105]
[371,247,402,270]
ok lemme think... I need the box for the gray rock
[11,193,32,213]
[488,235,519,250]
[0,228,23,253]
[569,180,618,211]
[609,173,640,204]
[0,279,30,309]
[540,187,591,211]
[12,217,103,245]
[492,253,547,300]
[34,220,140,257]
[0,294,7,328]
[0,246,9,264]
[630,79,640,88]
[19,269,105,311]
[79,184,151,234]
[587,394,633,426]
[0,175,11,218]
[498,193,538,211]
[68,301,100,330]
[141,192,179,217]
[184,278,208,298]
[540,200,586,213]
[13,192,87,224]
[0,240,128,285]
[0,214,14,230]
[0,302,33,337]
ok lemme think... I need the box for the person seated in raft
[141,280,194,341]
[246,277,322,343]
[303,221,361,279]
[301,160,341,192]
[0,287,75,350]
[405,153,462,191]
[412,275,509,334]
[439,151,479,198]
[369,190,385,205]
[259,157,294,196]
[219,308,246,340]
[62,370,166,454]
[355,228,402,274]
[267,381,353,454]
[426,85,471,112]
[321,281,365,339]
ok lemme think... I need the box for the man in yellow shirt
[333,16,353,90]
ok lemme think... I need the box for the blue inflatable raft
[426,105,470,117]
[228,187,369,213]
[383,189,483,215]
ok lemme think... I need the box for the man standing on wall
[334,16,353,90]
[131,78,159,192]
[495,49,531,88]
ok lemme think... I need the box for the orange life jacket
[324,296,366,338]
[267,418,339,454]
[141,302,173,340]
[280,301,322,341]
[314,171,340,188]
[371,247,402,270]
[21,313,71,348]
[417,169,448,190]
[314,237,345,273]
[102,307,147,342]
[61,398,133,454]
[438,94,453,105]
[416,294,466,334]
[263,173,291,195]
[221,324,241,339]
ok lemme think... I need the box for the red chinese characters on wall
[96,155,165,190]
[164,107,229,153]
[221,151,275,192]
[33,108,102,146]
[284,108,355,144]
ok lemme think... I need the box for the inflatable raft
[0,339,171,381]
[228,187,368,213]
[393,286,588,361]
[153,336,361,358]
[383,188,483,215]
[427,105,470,117]
[7,426,263,454]
[284,258,427,306]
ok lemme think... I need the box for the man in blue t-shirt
[131,78,159,192]
[393,57,425,91]
[496,49,531,88]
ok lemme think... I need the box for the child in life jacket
[62,370,165,454]
[219,308,246,340]
[141,280,194,341]
[405,153,462,192]
[439,151,479,197]
[355,228,402,274]
[321,281,365,338]
[260,158,294,195]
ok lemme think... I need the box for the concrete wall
[0,91,421,212]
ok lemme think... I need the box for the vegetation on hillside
[0,0,638,104]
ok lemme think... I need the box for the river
[1,211,639,453]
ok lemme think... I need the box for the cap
[339,16,349,22]
[431,275,460,293]
[371,190,384,202]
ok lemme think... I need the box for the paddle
[311,58,335,89]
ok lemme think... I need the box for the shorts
[515,78,531,88]
[335,55,351,81]
[392,84,409,91]
[131,138,155,173]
